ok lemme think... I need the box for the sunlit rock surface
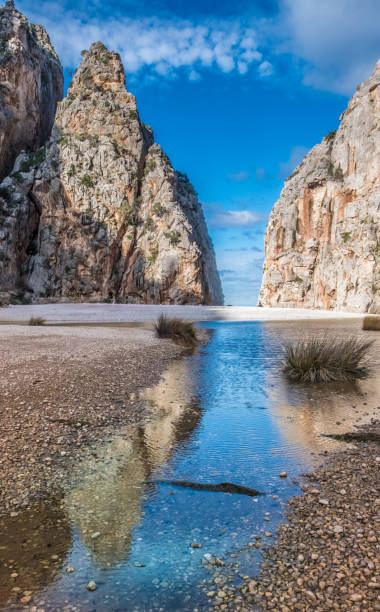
[0,30,222,304]
[259,60,380,313]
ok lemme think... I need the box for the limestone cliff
[0,31,222,303]
[0,1,63,180]
[259,60,380,313]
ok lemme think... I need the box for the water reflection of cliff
[66,356,202,567]
[0,499,72,608]
[261,321,380,454]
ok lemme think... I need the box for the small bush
[9,291,31,305]
[341,231,352,243]
[11,171,24,184]
[164,230,181,247]
[28,316,45,326]
[325,129,337,143]
[154,315,198,347]
[363,316,380,331]
[81,174,94,188]
[282,336,373,383]
[0,186,11,202]
[152,202,167,217]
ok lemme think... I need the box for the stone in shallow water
[86,581,97,591]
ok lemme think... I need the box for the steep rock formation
[0,0,63,180]
[0,37,222,303]
[259,60,380,312]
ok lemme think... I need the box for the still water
[0,321,378,611]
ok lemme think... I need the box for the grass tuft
[28,316,46,326]
[282,336,373,383]
[154,314,197,347]
[363,316,380,331]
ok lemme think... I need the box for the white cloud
[255,167,266,180]
[17,0,380,96]
[206,204,263,228]
[278,145,309,178]
[18,1,268,81]
[258,60,274,77]
[278,0,380,95]
[227,171,249,183]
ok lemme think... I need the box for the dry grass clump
[154,314,197,347]
[363,316,380,331]
[28,316,46,326]
[283,336,373,383]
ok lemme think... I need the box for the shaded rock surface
[0,26,222,304]
[259,60,380,313]
[0,1,62,180]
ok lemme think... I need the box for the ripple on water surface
[0,320,379,610]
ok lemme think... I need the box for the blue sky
[17,0,380,305]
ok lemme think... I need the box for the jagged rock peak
[259,59,380,313]
[0,29,222,305]
[0,0,63,179]
[71,42,126,93]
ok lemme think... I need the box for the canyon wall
[259,60,380,312]
[0,1,63,180]
[0,6,222,304]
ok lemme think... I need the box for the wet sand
[0,324,183,514]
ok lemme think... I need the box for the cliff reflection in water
[261,321,380,454]
[65,356,202,567]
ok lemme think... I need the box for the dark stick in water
[321,432,380,443]
[151,480,263,496]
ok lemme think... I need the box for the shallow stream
[0,320,378,611]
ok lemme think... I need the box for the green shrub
[129,109,138,120]
[11,172,24,184]
[9,291,32,305]
[282,336,373,383]
[342,231,352,243]
[144,217,155,231]
[147,246,159,263]
[152,202,167,217]
[81,174,94,188]
[28,316,45,326]
[0,186,11,202]
[164,230,181,247]
[325,130,337,143]
[154,315,198,347]
[144,158,156,175]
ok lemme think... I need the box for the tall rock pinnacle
[259,60,380,313]
[0,35,223,304]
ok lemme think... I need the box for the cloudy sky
[17,0,380,304]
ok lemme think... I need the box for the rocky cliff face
[0,16,222,304]
[0,1,63,180]
[259,60,380,313]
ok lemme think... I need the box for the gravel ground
[0,324,183,514]
[216,422,380,612]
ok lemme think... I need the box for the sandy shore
[0,324,183,514]
[0,303,365,324]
